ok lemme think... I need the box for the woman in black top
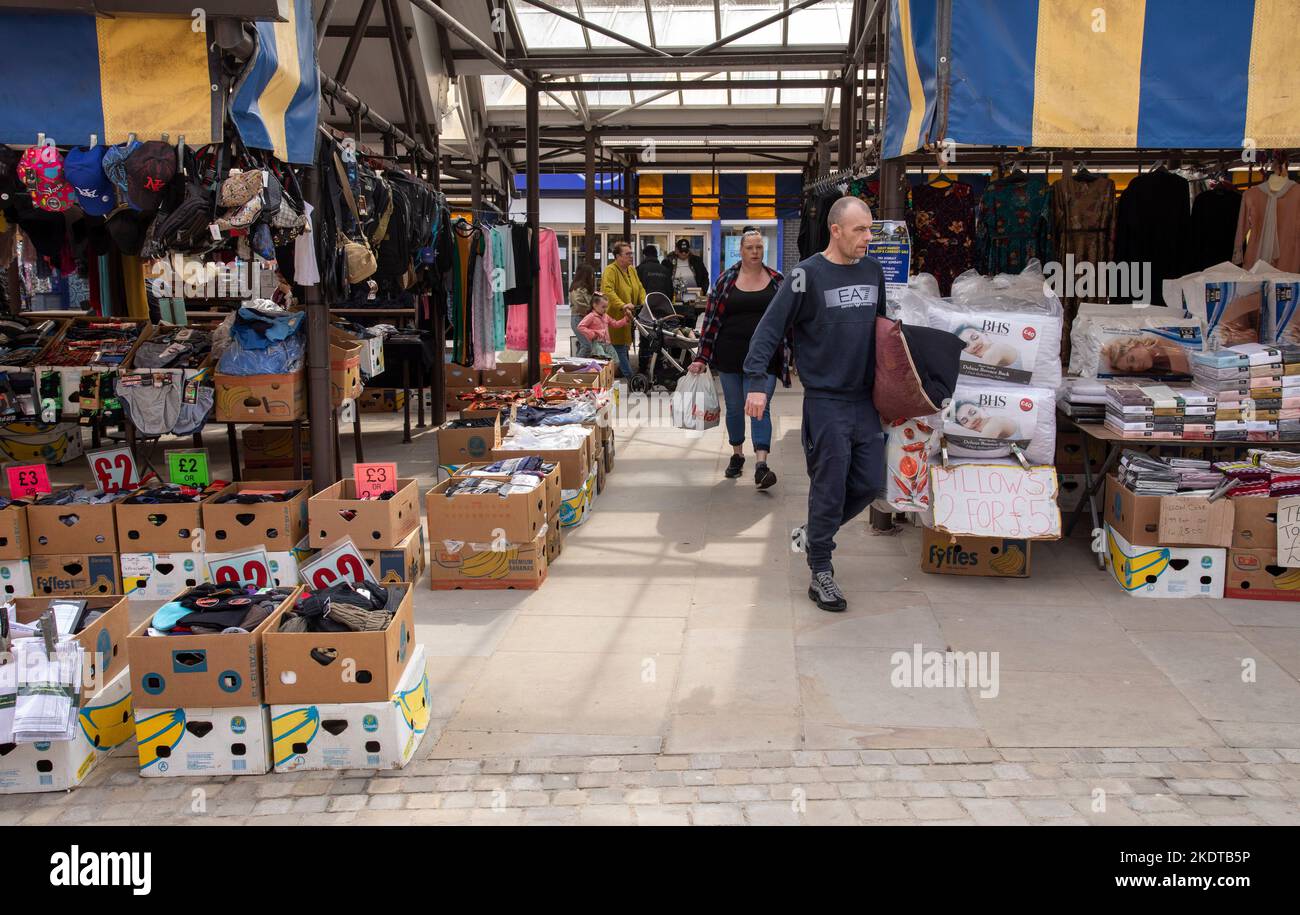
[690,230,786,489]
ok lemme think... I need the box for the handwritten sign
[353,462,398,500]
[208,548,272,589]
[299,537,376,589]
[86,446,138,493]
[167,450,211,487]
[930,463,1061,540]
[6,463,51,499]
[1158,495,1235,547]
[1276,497,1300,567]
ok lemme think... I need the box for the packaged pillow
[1250,261,1300,346]
[1067,302,1203,378]
[1173,262,1264,351]
[884,416,938,512]
[941,382,1056,465]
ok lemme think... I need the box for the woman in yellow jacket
[600,240,645,378]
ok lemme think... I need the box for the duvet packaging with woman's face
[1067,303,1203,379]
[1169,262,1264,351]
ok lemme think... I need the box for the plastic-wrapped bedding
[1067,302,1203,379]
[1251,261,1300,346]
[896,265,1063,390]
[1168,262,1264,351]
[941,382,1056,465]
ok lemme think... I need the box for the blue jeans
[718,371,777,452]
[612,344,632,378]
[571,313,591,357]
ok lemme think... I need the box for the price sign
[353,462,398,499]
[86,446,139,494]
[167,450,211,487]
[6,463,52,499]
[207,548,273,589]
[299,537,376,589]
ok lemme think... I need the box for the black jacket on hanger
[1190,184,1243,270]
[1115,169,1192,304]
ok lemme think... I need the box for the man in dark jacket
[663,238,709,292]
[637,245,674,302]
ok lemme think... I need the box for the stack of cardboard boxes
[444,361,530,415]
[0,596,134,794]
[0,499,32,598]
[1225,497,1300,600]
[308,477,424,584]
[203,481,313,588]
[117,484,221,600]
[27,488,124,596]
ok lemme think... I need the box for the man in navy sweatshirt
[743,196,885,612]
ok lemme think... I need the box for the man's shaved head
[827,195,872,231]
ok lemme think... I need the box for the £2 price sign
[167,449,211,487]
[6,463,52,499]
[300,537,376,589]
[86,446,139,494]
[353,462,398,499]
[207,548,273,588]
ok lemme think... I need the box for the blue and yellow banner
[637,173,802,220]
[885,0,1300,157]
[0,13,220,147]
[230,0,320,165]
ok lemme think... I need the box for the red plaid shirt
[696,262,793,386]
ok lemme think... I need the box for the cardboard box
[481,363,527,387]
[494,438,592,490]
[271,644,429,772]
[547,369,602,391]
[919,526,1031,577]
[128,588,296,709]
[214,372,306,422]
[1104,524,1226,599]
[360,526,425,584]
[596,455,607,495]
[0,559,33,597]
[262,582,416,705]
[425,474,549,545]
[309,478,421,549]
[1056,474,1086,513]
[358,388,404,413]
[203,481,311,551]
[29,554,120,596]
[545,515,563,564]
[558,468,595,529]
[1232,497,1278,551]
[1104,475,1162,545]
[0,670,133,794]
[0,420,84,465]
[242,425,311,467]
[329,333,363,406]
[134,704,271,776]
[1224,548,1300,600]
[1054,435,1109,472]
[27,488,122,554]
[9,596,131,701]
[453,462,562,519]
[428,528,548,590]
[436,415,502,465]
[121,552,208,601]
[445,364,481,387]
[0,502,29,560]
[115,488,213,553]
[445,385,478,413]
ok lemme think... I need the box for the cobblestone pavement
[5,747,1300,826]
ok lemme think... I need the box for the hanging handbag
[218,168,263,207]
[334,150,376,283]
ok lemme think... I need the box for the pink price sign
[353,462,398,499]
[6,464,51,499]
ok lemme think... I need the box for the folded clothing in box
[277,581,397,633]
[148,584,296,636]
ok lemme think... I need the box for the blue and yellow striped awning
[230,0,320,165]
[885,0,1300,158]
[637,173,803,220]
[0,13,220,147]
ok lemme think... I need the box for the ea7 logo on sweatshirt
[823,284,878,309]
[50,846,152,896]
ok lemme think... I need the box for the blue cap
[63,146,116,216]
[101,140,140,211]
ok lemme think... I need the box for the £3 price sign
[86,446,139,494]
[353,462,398,500]
[300,537,377,589]
[5,463,52,499]
[207,548,273,589]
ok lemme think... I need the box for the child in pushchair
[628,292,699,392]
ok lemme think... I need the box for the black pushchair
[628,292,699,393]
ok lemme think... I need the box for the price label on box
[299,537,377,589]
[353,462,398,499]
[5,463,52,499]
[208,548,273,589]
[86,446,139,493]
[167,449,211,487]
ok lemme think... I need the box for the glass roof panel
[652,0,719,48]
[778,70,829,105]
[786,3,849,45]
[513,1,587,50]
[586,4,654,49]
[719,0,785,46]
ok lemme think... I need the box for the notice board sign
[930,463,1060,540]
[1158,495,1234,547]
[867,220,911,302]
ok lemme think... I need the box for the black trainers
[754,462,777,490]
[808,571,847,612]
[724,454,746,478]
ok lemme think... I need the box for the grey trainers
[808,571,847,612]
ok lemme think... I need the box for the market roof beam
[557,77,838,91]
[686,0,825,57]
[334,0,380,84]
[489,50,849,74]
[515,0,671,58]
[408,0,533,86]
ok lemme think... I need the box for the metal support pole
[471,158,482,214]
[879,157,904,220]
[301,166,337,490]
[335,0,379,84]
[526,84,542,385]
[838,69,855,170]
[584,130,596,268]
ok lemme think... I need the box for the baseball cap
[102,141,139,210]
[675,239,690,253]
[63,146,116,216]
[125,141,178,212]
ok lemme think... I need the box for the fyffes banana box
[0,559,34,599]
[270,644,429,772]
[428,528,548,590]
[134,705,271,777]
[1105,524,1225,599]
[919,526,1031,577]
[0,669,134,794]
[1225,549,1300,600]
[120,552,208,601]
